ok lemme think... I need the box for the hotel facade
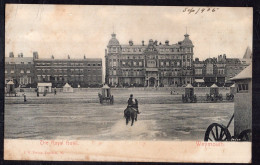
[105,33,194,87]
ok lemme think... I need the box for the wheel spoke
[208,137,213,141]
[215,126,219,140]
[219,129,224,139]
[211,130,216,140]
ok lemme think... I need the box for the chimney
[33,51,39,59]
[129,40,133,46]
[20,53,23,58]
[68,55,70,59]
[159,42,162,45]
[154,40,158,46]
[9,52,14,58]
[84,55,86,59]
[165,40,169,46]
[51,55,54,59]
[142,40,144,46]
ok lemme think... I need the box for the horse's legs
[135,114,137,121]
[126,118,128,125]
[131,116,134,126]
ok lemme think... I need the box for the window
[93,64,96,66]
[139,61,142,66]
[113,61,117,67]
[161,61,164,66]
[133,62,136,66]
[11,69,14,73]
[122,61,126,65]
[113,70,116,75]
[218,69,224,74]
[206,64,213,74]
[237,84,248,93]
[195,69,202,75]
[5,70,7,74]
[166,62,169,66]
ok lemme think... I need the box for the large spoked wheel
[238,129,252,141]
[204,123,232,141]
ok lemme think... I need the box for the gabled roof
[63,83,72,88]
[210,84,218,88]
[243,46,252,59]
[7,80,14,85]
[185,84,193,88]
[230,64,252,81]
[102,84,110,89]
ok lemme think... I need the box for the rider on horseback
[127,94,140,114]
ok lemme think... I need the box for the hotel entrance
[149,77,156,87]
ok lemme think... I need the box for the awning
[195,79,204,83]
[38,83,52,87]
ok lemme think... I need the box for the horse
[124,107,138,126]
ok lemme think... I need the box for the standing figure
[23,93,27,102]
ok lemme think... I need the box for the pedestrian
[23,93,27,102]
[54,89,57,95]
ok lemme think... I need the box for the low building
[33,53,102,88]
[193,57,226,87]
[230,64,252,137]
[5,52,35,87]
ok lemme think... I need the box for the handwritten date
[183,7,219,14]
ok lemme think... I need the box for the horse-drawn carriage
[204,65,252,141]
[206,84,223,102]
[98,84,114,104]
[226,84,235,101]
[182,84,197,103]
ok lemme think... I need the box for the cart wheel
[204,123,231,141]
[238,129,252,141]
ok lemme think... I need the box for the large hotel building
[105,33,251,87]
[105,33,194,87]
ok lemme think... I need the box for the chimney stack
[129,40,133,46]
[165,40,169,46]
[51,55,54,59]
[9,52,14,58]
[154,40,158,46]
[142,40,144,46]
[84,55,86,59]
[33,52,39,59]
[68,55,70,59]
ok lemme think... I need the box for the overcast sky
[5,4,252,60]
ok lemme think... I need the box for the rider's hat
[130,94,133,98]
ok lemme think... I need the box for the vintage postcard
[4,4,252,163]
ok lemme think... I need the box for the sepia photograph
[4,4,252,162]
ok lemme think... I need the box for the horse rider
[127,94,140,114]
